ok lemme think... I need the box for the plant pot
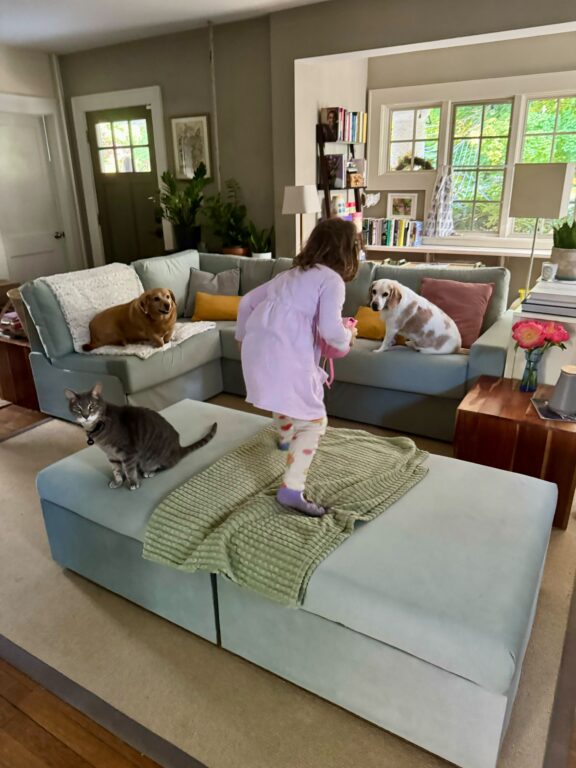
[222,246,250,256]
[251,252,272,260]
[550,246,576,281]
[173,225,201,251]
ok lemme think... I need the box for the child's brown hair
[294,218,360,282]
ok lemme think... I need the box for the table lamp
[282,185,321,251]
[509,162,574,292]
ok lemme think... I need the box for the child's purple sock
[276,487,326,517]
[278,440,290,451]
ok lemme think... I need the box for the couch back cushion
[20,279,74,359]
[371,265,509,331]
[184,267,240,317]
[132,250,200,316]
[343,261,377,316]
[199,253,278,295]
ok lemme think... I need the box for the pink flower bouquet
[512,320,569,392]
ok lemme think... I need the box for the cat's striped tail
[180,422,218,457]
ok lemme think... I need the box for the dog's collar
[86,420,105,445]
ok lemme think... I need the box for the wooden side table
[0,333,39,411]
[454,376,576,530]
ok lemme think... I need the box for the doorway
[86,106,163,264]
[0,112,69,282]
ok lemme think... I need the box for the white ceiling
[0,0,329,54]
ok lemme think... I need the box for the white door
[0,112,69,282]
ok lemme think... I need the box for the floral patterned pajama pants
[273,413,328,492]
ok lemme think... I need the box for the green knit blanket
[143,426,428,606]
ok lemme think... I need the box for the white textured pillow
[42,263,144,353]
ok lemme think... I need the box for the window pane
[513,218,537,235]
[522,134,553,163]
[557,98,576,132]
[477,171,504,201]
[130,119,149,146]
[525,98,557,133]
[553,134,576,162]
[115,147,133,172]
[112,121,130,146]
[453,171,476,201]
[454,105,482,137]
[133,146,151,172]
[453,202,473,230]
[98,149,116,173]
[389,141,413,171]
[95,122,113,148]
[413,140,437,169]
[482,103,511,137]
[473,202,501,233]
[479,138,507,166]
[414,108,441,139]
[453,138,479,166]
[391,110,414,141]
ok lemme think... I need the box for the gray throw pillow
[184,267,240,317]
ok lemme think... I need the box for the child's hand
[349,326,358,346]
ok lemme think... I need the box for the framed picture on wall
[171,115,211,179]
[386,193,418,220]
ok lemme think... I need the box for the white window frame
[385,104,443,172]
[367,70,576,249]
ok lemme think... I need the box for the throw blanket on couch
[43,263,215,360]
[143,427,428,606]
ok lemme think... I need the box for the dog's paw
[108,479,123,489]
[142,471,156,479]
[129,482,141,491]
[373,346,390,354]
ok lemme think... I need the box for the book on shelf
[319,107,367,143]
[362,217,423,248]
[318,154,346,189]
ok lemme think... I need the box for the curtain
[424,166,455,237]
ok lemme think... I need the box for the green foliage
[156,164,210,228]
[204,179,250,247]
[248,222,274,253]
[553,220,576,249]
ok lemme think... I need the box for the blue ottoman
[37,400,557,768]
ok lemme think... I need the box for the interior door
[86,106,163,264]
[0,112,68,282]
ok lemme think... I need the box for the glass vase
[519,348,544,393]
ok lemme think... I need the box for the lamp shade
[282,185,321,215]
[509,163,575,219]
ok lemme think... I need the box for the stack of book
[362,218,423,248]
[319,107,367,143]
[523,280,576,317]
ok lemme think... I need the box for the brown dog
[83,288,177,351]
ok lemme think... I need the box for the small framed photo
[171,115,211,179]
[387,193,418,220]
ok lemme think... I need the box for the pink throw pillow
[420,278,494,349]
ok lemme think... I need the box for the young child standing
[235,218,359,517]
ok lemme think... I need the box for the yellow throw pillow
[354,306,406,345]
[192,292,241,321]
[355,306,386,340]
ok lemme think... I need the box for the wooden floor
[0,659,162,768]
[0,402,50,443]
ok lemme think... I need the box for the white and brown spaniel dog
[369,279,461,354]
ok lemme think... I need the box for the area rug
[1,416,575,768]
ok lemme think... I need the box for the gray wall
[59,0,576,261]
[270,0,576,256]
[59,21,273,260]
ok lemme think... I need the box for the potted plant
[551,220,576,280]
[204,179,250,255]
[248,222,274,259]
[157,164,210,251]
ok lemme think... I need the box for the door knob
[54,231,66,239]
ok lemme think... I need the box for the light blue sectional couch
[21,250,512,440]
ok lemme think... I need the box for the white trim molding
[71,85,172,267]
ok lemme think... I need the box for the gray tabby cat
[64,383,217,490]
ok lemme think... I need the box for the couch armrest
[468,311,513,384]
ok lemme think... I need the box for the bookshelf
[316,109,366,218]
